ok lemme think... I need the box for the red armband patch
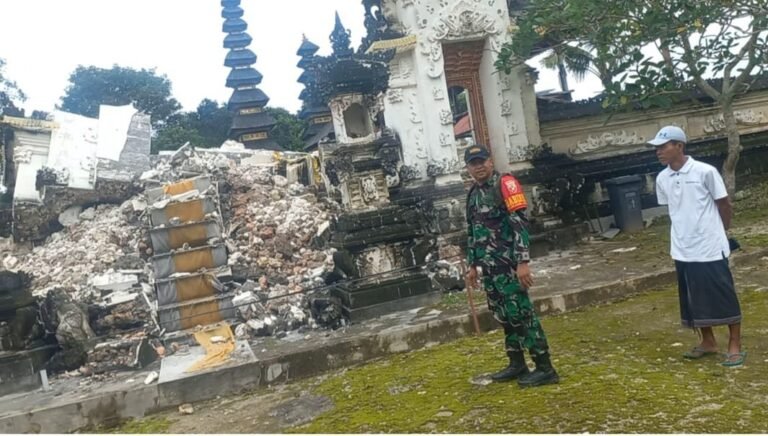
[500,175,528,212]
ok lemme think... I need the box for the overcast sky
[1,0,602,115]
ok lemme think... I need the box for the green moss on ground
[293,288,768,433]
[439,290,486,310]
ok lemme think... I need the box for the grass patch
[439,290,486,310]
[293,288,768,433]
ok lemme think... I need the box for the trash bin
[605,175,644,233]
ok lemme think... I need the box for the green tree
[153,103,307,153]
[152,125,205,153]
[497,0,768,194]
[265,107,307,152]
[31,110,50,120]
[153,99,232,152]
[59,65,181,126]
[0,58,26,117]
[193,99,232,146]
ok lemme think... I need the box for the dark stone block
[341,292,442,322]
[332,272,433,310]
[0,346,55,396]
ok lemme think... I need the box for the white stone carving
[386,173,400,188]
[416,11,429,29]
[501,99,513,116]
[432,1,500,41]
[387,89,404,104]
[703,110,768,133]
[408,94,422,124]
[432,87,445,100]
[508,146,527,163]
[389,58,413,85]
[440,132,452,146]
[13,148,34,164]
[500,74,513,91]
[330,95,355,126]
[416,2,502,81]
[329,93,376,144]
[571,130,644,155]
[439,109,454,125]
[507,120,520,136]
[418,39,444,79]
[367,94,385,120]
[361,176,380,203]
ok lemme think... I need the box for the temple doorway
[442,40,491,149]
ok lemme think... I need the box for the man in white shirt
[650,126,744,367]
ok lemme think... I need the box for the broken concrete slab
[89,272,139,293]
[58,206,82,227]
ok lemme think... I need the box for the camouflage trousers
[482,270,549,356]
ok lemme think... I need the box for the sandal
[721,351,747,367]
[683,346,718,359]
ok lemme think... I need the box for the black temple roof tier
[224,49,257,68]
[297,37,320,57]
[230,111,277,131]
[314,58,390,101]
[224,32,253,49]
[300,105,333,123]
[227,88,270,111]
[221,6,244,19]
[222,18,247,33]
[303,122,334,152]
[226,67,263,89]
[221,0,277,150]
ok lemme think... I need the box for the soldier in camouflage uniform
[464,144,559,388]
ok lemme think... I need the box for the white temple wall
[382,0,541,177]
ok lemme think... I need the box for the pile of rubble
[0,144,354,382]
[146,147,343,336]
[4,203,146,299]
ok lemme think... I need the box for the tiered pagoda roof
[296,34,332,151]
[221,0,280,150]
[295,12,391,150]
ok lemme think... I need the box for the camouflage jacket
[466,171,531,270]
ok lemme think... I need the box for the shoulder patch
[500,174,528,212]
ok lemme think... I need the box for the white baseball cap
[648,125,687,146]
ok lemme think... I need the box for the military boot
[490,351,529,382]
[518,352,559,388]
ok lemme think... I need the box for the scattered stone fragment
[144,371,159,385]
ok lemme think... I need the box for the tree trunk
[720,100,742,197]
